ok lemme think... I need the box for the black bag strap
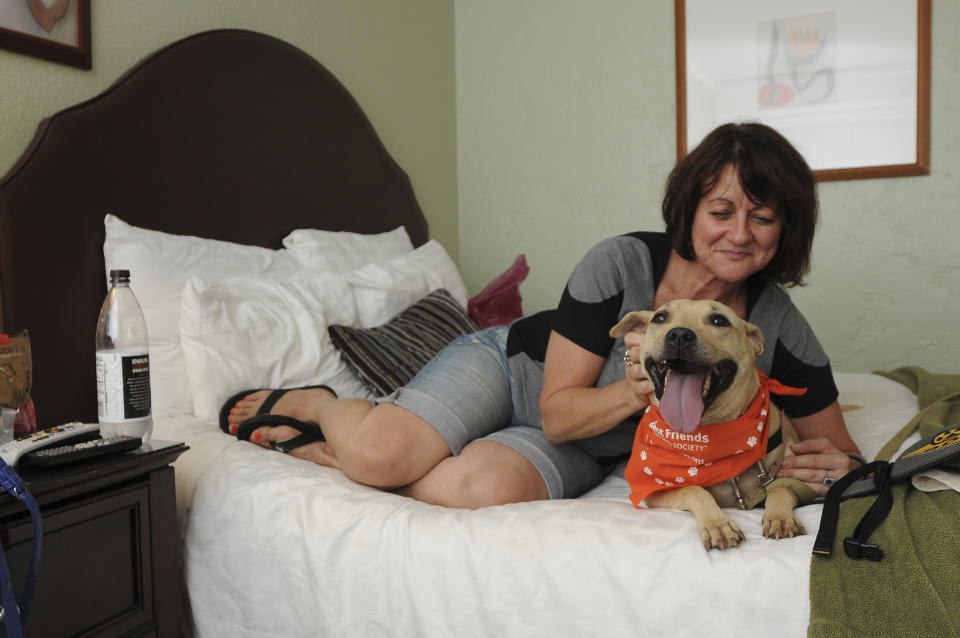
[813,422,960,562]
[0,458,42,638]
[812,460,891,560]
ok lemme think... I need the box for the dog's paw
[699,516,746,550]
[762,513,806,540]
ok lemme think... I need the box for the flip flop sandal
[218,384,337,433]
[235,414,326,454]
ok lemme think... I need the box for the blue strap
[0,540,21,638]
[0,458,42,637]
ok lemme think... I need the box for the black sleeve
[551,287,623,357]
[506,233,665,364]
[506,310,555,362]
[549,234,660,358]
[769,340,839,418]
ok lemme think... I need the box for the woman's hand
[776,401,863,496]
[777,438,861,497]
[623,330,655,405]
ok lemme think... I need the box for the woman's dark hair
[662,122,818,287]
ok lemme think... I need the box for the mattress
[155,372,921,638]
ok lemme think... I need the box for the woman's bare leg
[225,388,452,489]
[224,389,549,508]
[398,440,548,508]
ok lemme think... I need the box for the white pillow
[103,214,301,416]
[179,240,469,422]
[341,240,469,328]
[282,226,414,273]
[103,215,418,417]
[179,273,375,423]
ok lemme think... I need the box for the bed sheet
[153,414,233,538]
[170,372,920,638]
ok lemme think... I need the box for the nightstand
[0,439,188,637]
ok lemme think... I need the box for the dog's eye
[651,311,668,324]
[709,314,731,327]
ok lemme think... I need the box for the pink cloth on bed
[467,254,530,328]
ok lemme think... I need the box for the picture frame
[0,0,91,69]
[675,0,930,181]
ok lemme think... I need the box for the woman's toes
[251,425,298,446]
[228,406,250,425]
[227,391,269,426]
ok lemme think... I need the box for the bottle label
[96,350,151,421]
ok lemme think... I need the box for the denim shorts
[375,326,604,499]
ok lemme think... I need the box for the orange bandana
[626,371,806,508]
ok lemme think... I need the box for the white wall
[0,0,458,259]
[456,0,960,374]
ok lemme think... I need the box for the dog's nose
[665,327,697,353]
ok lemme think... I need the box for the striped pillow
[328,289,479,396]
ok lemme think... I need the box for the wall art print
[675,0,929,181]
[0,0,91,69]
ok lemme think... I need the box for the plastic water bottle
[95,269,153,441]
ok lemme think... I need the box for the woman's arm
[777,401,864,496]
[539,330,652,444]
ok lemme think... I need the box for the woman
[223,122,862,508]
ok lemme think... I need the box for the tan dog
[610,299,813,550]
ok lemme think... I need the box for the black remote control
[24,435,143,467]
[0,422,102,466]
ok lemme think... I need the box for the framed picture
[0,0,91,69]
[675,0,930,181]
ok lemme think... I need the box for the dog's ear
[744,321,766,357]
[609,310,654,338]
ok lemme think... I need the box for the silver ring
[822,476,835,487]
[623,350,634,367]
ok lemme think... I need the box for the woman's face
[691,164,783,284]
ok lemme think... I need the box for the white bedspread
[158,373,921,638]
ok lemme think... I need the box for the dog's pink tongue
[659,370,707,433]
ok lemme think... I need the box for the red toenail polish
[253,433,262,441]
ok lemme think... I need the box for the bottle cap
[109,269,131,282]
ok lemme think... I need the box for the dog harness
[626,371,806,507]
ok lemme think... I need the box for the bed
[0,29,936,638]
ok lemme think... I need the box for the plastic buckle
[843,537,884,561]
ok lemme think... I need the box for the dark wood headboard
[0,29,428,427]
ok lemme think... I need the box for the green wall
[0,0,458,260]
[5,1,958,374]
[456,0,960,374]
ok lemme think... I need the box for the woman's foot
[225,386,337,433]
[245,420,342,467]
[226,386,340,466]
